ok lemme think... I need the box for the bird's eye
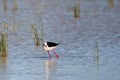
[45,45,47,47]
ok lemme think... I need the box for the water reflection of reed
[93,42,99,80]
[94,42,99,66]
[0,57,7,80]
[45,59,58,80]
[0,57,7,67]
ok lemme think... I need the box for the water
[0,0,120,80]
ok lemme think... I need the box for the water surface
[0,0,120,80]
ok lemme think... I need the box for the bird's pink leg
[52,50,59,58]
[47,51,52,59]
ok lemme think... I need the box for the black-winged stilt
[43,42,59,59]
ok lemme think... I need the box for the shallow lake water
[0,0,120,80]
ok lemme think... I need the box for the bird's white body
[43,46,56,51]
[43,42,56,51]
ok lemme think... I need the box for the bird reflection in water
[45,58,58,80]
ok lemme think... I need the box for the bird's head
[43,42,48,47]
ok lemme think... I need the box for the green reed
[73,3,80,18]
[108,0,114,8]
[94,42,99,65]
[0,23,8,57]
[35,3,44,45]
[12,0,18,12]
[12,0,18,33]
[3,0,8,12]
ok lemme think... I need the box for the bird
[43,41,59,59]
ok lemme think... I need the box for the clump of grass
[108,0,114,8]
[31,24,44,46]
[73,3,80,18]
[31,24,40,46]
[0,23,8,57]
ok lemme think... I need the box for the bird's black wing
[47,42,59,47]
